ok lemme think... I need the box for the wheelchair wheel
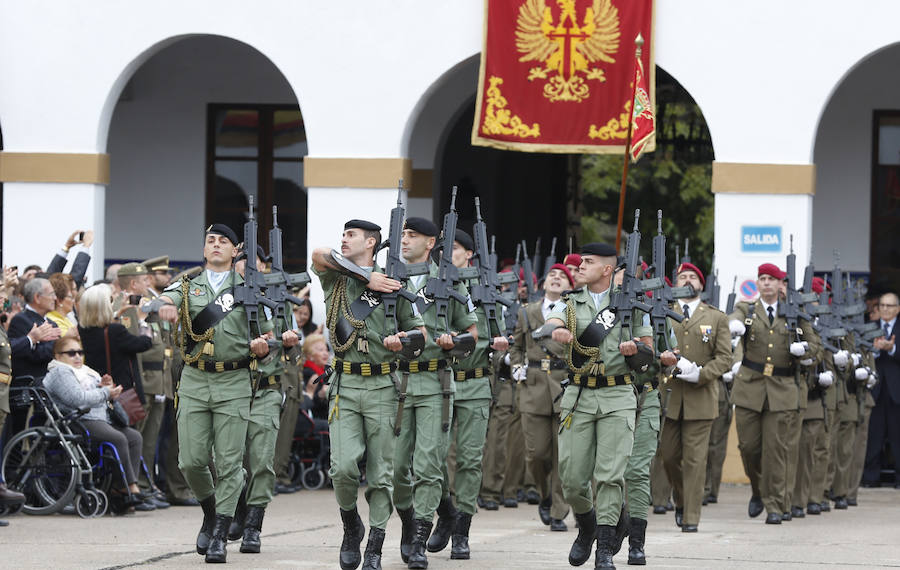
[2,429,78,515]
[92,489,108,517]
[75,489,105,518]
[301,465,326,490]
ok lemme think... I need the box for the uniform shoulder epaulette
[702,302,726,314]
[163,281,181,293]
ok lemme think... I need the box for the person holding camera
[46,230,94,288]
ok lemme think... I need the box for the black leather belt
[570,373,633,389]
[142,361,164,371]
[333,358,397,377]
[188,357,255,373]
[454,367,490,381]
[398,358,450,373]
[741,358,793,377]
[529,358,568,371]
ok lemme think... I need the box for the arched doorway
[105,35,308,271]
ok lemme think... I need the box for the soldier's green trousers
[480,401,514,503]
[244,388,282,506]
[735,405,795,515]
[441,397,491,515]
[847,404,871,502]
[832,398,857,498]
[177,393,250,516]
[393,392,452,520]
[661,418,713,526]
[784,407,803,510]
[558,389,635,526]
[704,396,732,500]
[328,384,397,529]
[274,378,302,486]
[137,398,166,492]
[793,418,827,507]
[624,390,660,520]
[522,412,568,519]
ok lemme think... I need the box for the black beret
[344,219,381,232]
[454,229,474,251]
[581,242,617,257]
[256,245,270,262]
[206,223,239,246]
[403,217,438,237]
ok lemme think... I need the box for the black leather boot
[627,518,647,566]
[204,514,232,563]
[196,495,217,555]
[408,518,433,569]
[340,507,366,570]
[569,509,597,566]
[240,506,265,553]
[594,525,617,569]
[227,486,248,541]
[612,504,630,556]
[397,506,415,563]
[361,527,385,570]
[427,497,457,553]
[450,512,472,560]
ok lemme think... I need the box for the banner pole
[615,35,644,252]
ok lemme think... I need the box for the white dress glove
[790,342,807,357]
[851,353,862,367]
[504,353,511,366]
[731,361,742,375]
[675,357,701,383]
[867,371,878,389]
[817,370,834,387]
[731,337,741,349]
[855,367,869,381]
[833,350,849,368]
[722,371,734,383]
[512,365,527,382]
[729,320,746,336]
[800,358,815,366]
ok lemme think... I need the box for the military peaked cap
[142,255,170,272]
[118,262,148,277]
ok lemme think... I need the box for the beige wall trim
[711,162,815,195]
[410,169,433,199]
[303,157,412,189]
[0,152,110,184]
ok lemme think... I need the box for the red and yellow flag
[629,47,655,162]
[472,0,655,154]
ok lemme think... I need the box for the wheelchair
[287,411,330,490]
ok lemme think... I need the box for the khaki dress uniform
[661,302,733,527]
[547,287,652,526]
[0,327,12,442]
[847,349,876,502]
[480,349,518,506]
[703,368,734,502]
[273,344,303,487]
[793,355,830,511]
[729,300,819,517]
[783,328,821,514]
[829,336,866,503]
[509,300,570,521]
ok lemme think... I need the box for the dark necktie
[767,306,774,325]
[682,304,690,319]
[548,303,555,311]
[886,322,891,338]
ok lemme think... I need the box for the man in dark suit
[863,291,900,487]
[8,278,61,383]
[45,230,94,288]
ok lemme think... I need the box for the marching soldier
[727,263,819,524]
[311,219,425,570]
[156,224,275,563]
[273,341,303,494]
[660,262,732,533]
[0,322,27,525]
[392,217,476,569]
[545,243,653,569]
[703,357,734,505]
[508,264,574,531]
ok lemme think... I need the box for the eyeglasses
[59,350,84,357]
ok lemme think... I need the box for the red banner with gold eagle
[472,0,655,154]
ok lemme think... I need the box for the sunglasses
[59,350,84,357]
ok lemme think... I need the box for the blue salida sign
[741,226,782,253]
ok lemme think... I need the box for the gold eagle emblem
[516,0,620,102]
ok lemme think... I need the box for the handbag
[104,326,148,426]
[107,400,130,428]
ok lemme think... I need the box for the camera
[128,294,143,306]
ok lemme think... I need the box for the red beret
[676,262,705,287]
[811,276,825,294]
[563,253,582,267]
[518,268,537,284]
[547,263,575,287]
[758,263,786,279]
[664,276,673,287]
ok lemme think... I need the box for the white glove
[855,367,869,381]
[800,358,815,366]
[731,361,742,375]
[731,337,740,349]
[675,357,700,383]
[790,342,807,357]
[729,320,746,336]
[833,350,849,368]
[722,371,734,384]
[867,371,878,389]
[512,365,527,382]
[851,352,862,367]
[504,353,511,366]
[817,371,834,387]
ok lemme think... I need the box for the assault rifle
[671,244,680,284]
[779,235,812,342]
[682,238,691,264]
[520,240,540,302]
[541,237,558,277]
[502,243,524,335]
[610,210,652,345]
[378,183,429,358]
[531,237,543,284]
[234,196,279,340]
[424,187,474,357]
[469,197,514,340]
[725,276,738,314]
[700,256,721,309]
[265,205,310,333]
[641,210,687,351]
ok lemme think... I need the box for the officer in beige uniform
[728,263,819,524]
[508,263,574,530]
[661,262,733,532]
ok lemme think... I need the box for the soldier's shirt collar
[682,298,702,317]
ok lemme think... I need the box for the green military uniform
[480,349,517,507]
[164,269,272,517]
[793,356,831,513]
[784,328,821,516]
[314,262,422,530]
[273,344,303,488]
[547,286,652,526]
[650,444,672,510]
[847,349,876,503]
[662,301,732,528]
[830,338,867,505]
[729,300,819,518]
[393,265,474,516]
[508,299,569,522]
[703,370,734,502]
[0,327,11,448]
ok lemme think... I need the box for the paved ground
[2,484,899,569]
